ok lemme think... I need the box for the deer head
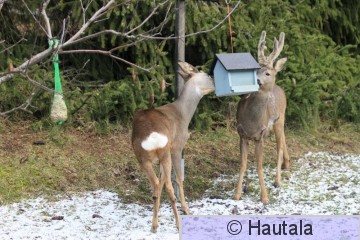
[178,61,215,96]
[257,31,287,92]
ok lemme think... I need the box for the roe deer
[234,31,290,204]
[131,62,214,233]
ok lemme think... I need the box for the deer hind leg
[141,160,161,233]
[282,133,290,170]
[172,152,190,215]
[161,152,180,230]
[273,123,289,187]
[235,137,249,200]
[255,138,269,204]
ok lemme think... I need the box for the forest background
[1,0,359,131]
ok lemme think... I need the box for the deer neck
[238,90,279,140]
[173,82,203,126]
[246,92,271,118]
[251,91,278,119]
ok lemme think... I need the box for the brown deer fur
[235,31,290,204]
[131,62,214,233]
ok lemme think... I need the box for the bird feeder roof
[210,52,261,74]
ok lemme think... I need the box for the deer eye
[265,73,271,76]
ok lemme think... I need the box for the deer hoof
[261,198,269,205]
[273,182,280,188]
[151,225,158,233]
[281,165,289,170]
[181,207,190,215]
[281,162,290,170]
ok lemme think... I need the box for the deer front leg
[172,151,190,215]
[255,138,269,204]
[235,137,249,200]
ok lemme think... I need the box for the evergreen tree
[1,0,359,128]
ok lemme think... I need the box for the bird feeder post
[175,0,185,97]
[173,0,186,199]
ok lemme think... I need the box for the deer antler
[257,31,267,66]
[257,31,285,68]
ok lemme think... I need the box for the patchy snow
[0,152,359,239]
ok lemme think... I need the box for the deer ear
[274,57,287,72]
[178,61,200,80]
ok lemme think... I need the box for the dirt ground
[1,120,360,204]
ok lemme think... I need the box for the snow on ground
[0,152,359,239]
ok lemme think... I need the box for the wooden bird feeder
[210,53,261,96]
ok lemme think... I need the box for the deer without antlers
[235,31,290,204]
[131,62,215,233]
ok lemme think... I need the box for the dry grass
[0,119,359,205]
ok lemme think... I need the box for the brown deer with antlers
[131,62,215,233]
[234,31,290,204]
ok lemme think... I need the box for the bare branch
[22,73,54,92]
[22,0,49,38]
[132,0,242,40]
[159,1,174,33]
[41,0,53,38]
[63,0,242,45]
[0,38,27,54]
[1,0,246,118]
[110,38,147,52]
[0,0,6,12]
[66,0,116,43]
[109,54,151,72]
[0,91,37,116]
[0,70,24,78]
[59,49,151,72]
[125,0,170,35]
[0,48,53,84]
[80,0,86,25]
[60,19,66,45]
[60,49,111,55]
[1,0,242,86]
[1,0,145,84]
[84,0,94,13]
[62,29,130,49]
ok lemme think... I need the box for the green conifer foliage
[1,0,359,129]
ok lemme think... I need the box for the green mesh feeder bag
[49,39,67,124]
[50,93,68,122]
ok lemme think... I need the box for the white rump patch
[141,132,168,151]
